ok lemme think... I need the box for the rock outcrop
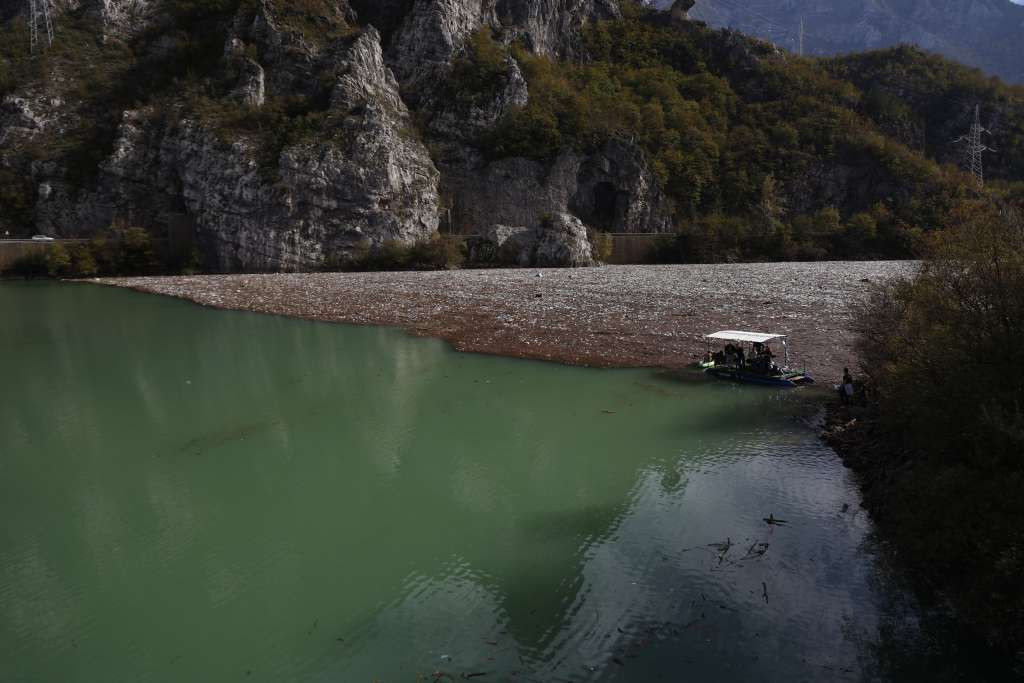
[387,0,620,99]
[90,0,159,37]
[669,0,694,25]
[470,214,595,267]
[15,19,440,271]
[532,213,594,267]
[427,55,529,138]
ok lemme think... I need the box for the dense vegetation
[455,4,1024,262]
[2,225,198,278]
[826,47,1024,183]
[832,201,1024,658]
[324,235,465,272]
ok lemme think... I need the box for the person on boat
[736,345,746,368]
[724,343,736,366]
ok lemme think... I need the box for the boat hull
[704,366,814,388]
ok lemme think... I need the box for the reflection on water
[0,282,1006,681]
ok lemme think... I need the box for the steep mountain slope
[0,0,626,270]
[667,0,1024,84]
[1,0,1022,270]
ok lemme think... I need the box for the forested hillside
[0,0,1022,270]
[471,4,1024,260]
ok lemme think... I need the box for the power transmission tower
[954,105,995,187]
[27,0,55,56]
[798,17,804,56]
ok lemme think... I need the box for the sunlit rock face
[473,214,595,267]
[1,0,644,268]
[8,7,440,271]
[386,0,620,95]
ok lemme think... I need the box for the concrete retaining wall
[606,234,664,265]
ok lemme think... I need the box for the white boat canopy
[704,331,787,344]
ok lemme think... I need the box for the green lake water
[0,282,1002,681]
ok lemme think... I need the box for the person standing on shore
[840,368,854,405]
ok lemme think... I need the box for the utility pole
[954,105,995,187]
[798,17,805,56]
[27,0,54,56]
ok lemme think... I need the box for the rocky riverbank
[97,261,913,378]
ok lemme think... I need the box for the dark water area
[0,282,1009,681]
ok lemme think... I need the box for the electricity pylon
[954,105,995,187]
[798,17,804,56]
[28,0,55,55]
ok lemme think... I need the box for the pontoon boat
[699,330,814,387]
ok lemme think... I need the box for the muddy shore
[98,262,913,379]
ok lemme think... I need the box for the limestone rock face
[533,213,594,267]
[474,215,595,267]
[388,0,620,96]
[481,223,528,247]
[493,0,620,56]
[229,58,267,107]
[0,92,64,147]
[91,0,159,37]
[24,26,440,271]
[443,140,674,236]
[428,56,529,138]
[388,0,498,97]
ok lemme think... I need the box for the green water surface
[0,282,998,681]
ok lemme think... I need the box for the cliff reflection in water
[0,282,997,682]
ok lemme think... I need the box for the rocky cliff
[1,0,638,269]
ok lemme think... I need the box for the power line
[953,105,995,187]
[691,0,830,52]
[27,0,54,55]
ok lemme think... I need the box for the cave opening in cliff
[590,182,624,232]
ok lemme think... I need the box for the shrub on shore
[2,226,166,279]
[325,235,466,272]
[587,229,614,263]
[847,200,1024,657]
